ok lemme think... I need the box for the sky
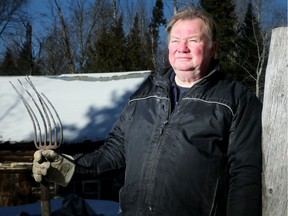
[0,71,149,144]
[26,0,177,38]
[23,0,287,54]
[1,0,286,57]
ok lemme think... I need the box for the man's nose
[178,41,189,53]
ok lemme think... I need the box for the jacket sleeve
[227,91,262,216]
[72,102,133,178]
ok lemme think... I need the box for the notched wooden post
[262,27,288,216]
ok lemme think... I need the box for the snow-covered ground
[0,71,150,144]
[0,197,119,216]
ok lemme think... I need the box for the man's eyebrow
[170,35,180,39]
[170,35,200,39]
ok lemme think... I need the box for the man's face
[168,18,216,85]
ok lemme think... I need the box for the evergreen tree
[110,15,127,71]
[85,27,108,73]
[127,14,143,71]
[201,0,238,76]
[127,13,153,71]
[237,1,263,92]
[17,22,33,75]
[38,27,69,75]
[0,22,41,76]
[148,0,166,71]
[0,48,18,76]
[87,16,127,72]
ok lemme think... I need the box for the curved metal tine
[17,79,49,148]
[9,81,42,149]
[38,92,60,148]
[41,93,58,148]
[25,77,52,147]
[26,76,61,149]
[41,93,63,147]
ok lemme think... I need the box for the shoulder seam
[183,97,235,117]
[129,95,168,103]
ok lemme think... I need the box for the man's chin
[174,67,198,73]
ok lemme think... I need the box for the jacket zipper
[143,96,170,211]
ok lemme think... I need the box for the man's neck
[174,73,204,88]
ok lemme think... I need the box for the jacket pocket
[118,184,138,214]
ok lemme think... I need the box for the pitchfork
[10,76,63,216]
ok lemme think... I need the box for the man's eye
[188,39,197,43]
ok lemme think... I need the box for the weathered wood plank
[262,27,288,216]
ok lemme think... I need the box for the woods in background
[0,0,286,100]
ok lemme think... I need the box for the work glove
[33,150,75,187]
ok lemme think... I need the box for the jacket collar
[152,59,221,87]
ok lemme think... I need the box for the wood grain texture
[262,27,288,216]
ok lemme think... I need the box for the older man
[33,5,262,216]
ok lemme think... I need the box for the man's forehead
[172,19,204,30]
[170,19,206,36]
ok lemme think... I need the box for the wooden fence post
[262,27,288,216]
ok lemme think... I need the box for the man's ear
[210,42,217,57]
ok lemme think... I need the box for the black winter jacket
[74,66,262,216]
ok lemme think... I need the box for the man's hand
[33,150,75,187]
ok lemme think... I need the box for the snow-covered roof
[0,71,150,144]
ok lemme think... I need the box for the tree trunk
[53,0,75,74]
[262,27,288,216]
[173,0,177,14]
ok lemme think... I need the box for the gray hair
[166,5,217,47]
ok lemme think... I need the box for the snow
[0,71,150,144]
[0,71,149,215]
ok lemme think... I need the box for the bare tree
[0,0,29,60]
[173,0,178,14]
[53,0,75,74]
[70,0,111,73]
[232,0,286,99]
[251,0,286,98]
[37,0,112,74]
[121,0,151,36]
[0,0,28,38]
[112,0,117,21]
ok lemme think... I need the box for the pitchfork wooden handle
[10,77,63,216]
[40,180,51,216]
